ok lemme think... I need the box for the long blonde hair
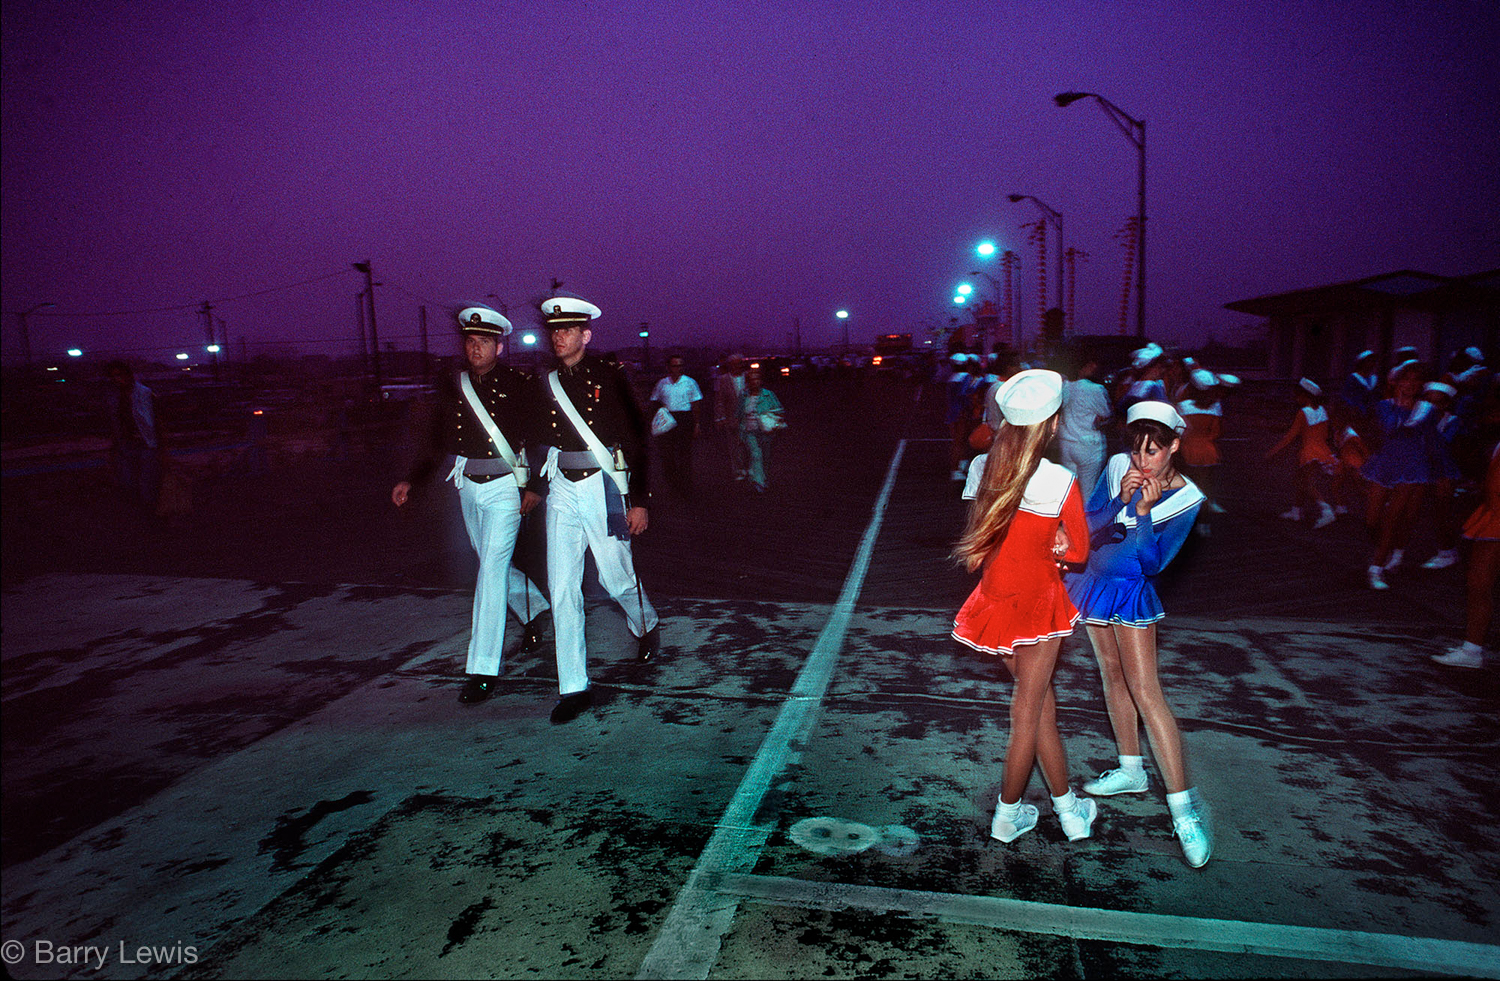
[952,418,1055,571]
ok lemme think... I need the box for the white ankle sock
[1167,789,1196,821]
[1051,789,1078,813]
[995,798,1023,817]
[1462,641,1484,656]
[1119,755,1145,773]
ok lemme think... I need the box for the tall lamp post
[1007,194,1064,313]
[17,302,55,373]
[836,309,850,355]
[1055,90,1146,338]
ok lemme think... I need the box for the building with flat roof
[1225,268,1498,381]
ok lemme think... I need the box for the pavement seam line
[719,874,1500,979]
[636,439,907,981]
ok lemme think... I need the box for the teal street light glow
[836,309,849,319]
[976,241,997,258]
[953,295,967,305]
[206,344,221,353]
[67,348,83,357]
[957,283,973,296]
[522,333,536,346]
[175,352,189,361]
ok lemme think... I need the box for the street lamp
[1007,194,1064,313]
[1055,90,1146,338]
[836,309,850,353]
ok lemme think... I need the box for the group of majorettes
[952,369,1212,868]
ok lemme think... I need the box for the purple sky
[4,0,1498,365]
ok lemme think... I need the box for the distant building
[1225,268,1499,380]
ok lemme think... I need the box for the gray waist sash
[554,449,601,469]
[463,457,513,476]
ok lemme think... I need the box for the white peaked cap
[540,296,602,324]
[456,305,512,335]
[1387,359,1420,383]
[1131,342,1165,368]
[1190,368,1217,390]
[1127,400,1187,435]
[994,368,1063,426]
[1299,378,1322,396]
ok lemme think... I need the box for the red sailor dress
[952,458,1090,655]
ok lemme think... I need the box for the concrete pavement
[3,377,1498,979]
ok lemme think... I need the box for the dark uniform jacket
[406,364,540,486]
[531,353,651,501]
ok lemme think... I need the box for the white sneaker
[1421,549,1458,570]
[1057,797,1098,842]
[1083,767,1149,796]
[1314,502,1336,529]
[1432,646,1483,669]
[1174,812,1212,868]
[1367,565,1388,590]
[1279,507,1302,521]
[990,802,1039,843]
[1383,549,1404,572]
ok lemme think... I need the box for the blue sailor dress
[1064,453,1203,627]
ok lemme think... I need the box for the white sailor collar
[1019,458,1075,518]
[1103,453,1205,528]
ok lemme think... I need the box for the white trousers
[457,476,549,677]
[545,470,657,695]
[1059,437,1106,504]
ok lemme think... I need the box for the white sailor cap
[456,305,512,336]
[949,353,966,364]
[1424,381,1457,399]
[1457,364,1489,384]
[1299,378,1322,397]
[540,296,602,326]
[1190,368,1217,390]
[993,368,1063,426]
[1126,400,1187,435]
[1355,349,1375,363]
[1465,346,1485,363]
[1130,343,1165,368]
[1217,373,1241,388]
[1387,359,1421,383]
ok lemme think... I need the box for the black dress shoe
[549,689,593,724]
[458,675,499,704]
[636,625,661,663]
[518,617,546,654]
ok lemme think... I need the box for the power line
[16,269,354,318]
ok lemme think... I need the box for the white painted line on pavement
[720,874,1500,979]
[636,440,908,980]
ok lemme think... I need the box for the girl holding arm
[952,370,1096,844]
[1065,401,1212,867]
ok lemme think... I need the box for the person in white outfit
[392,306,550,704]
[531,296,660,724]
[1058,353,1111,502]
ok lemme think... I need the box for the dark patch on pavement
[260,790,377,872]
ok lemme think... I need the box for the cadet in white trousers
[530,295,660,724]
[393,305,549,704]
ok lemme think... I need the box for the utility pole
[418,305,430,382]
[639,322,651,371]
[200,301,217,378]
[353,261,381,388]
[355,291,368,368]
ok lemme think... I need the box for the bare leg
[999,637,1063,804]
[1390,483,1425,552]
[1366,483,1389,546]
[1115,624,1191,794]
[1088,624,1142,756]
[1034,682,1072,796]
[1467,540,1500,646]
